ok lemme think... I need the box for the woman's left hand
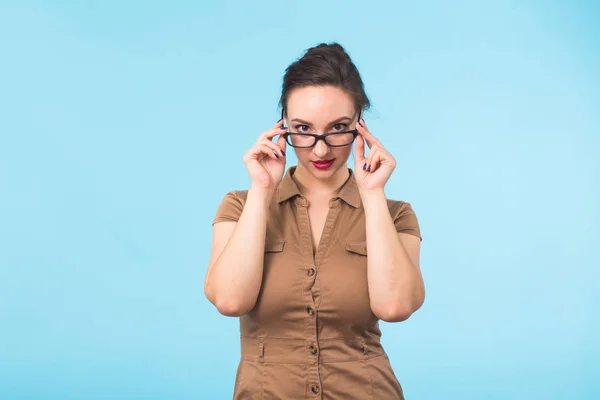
[354,119,397,193]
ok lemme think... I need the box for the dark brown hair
[279,42,370,116]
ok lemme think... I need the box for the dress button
[308,344,318,355]
[311,384,320,394]
[306,306,314,316]
[308,268,316,276]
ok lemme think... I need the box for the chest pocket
[345,241,367,256]
[265,240,285,253]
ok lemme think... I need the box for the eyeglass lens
[286,133,355,147]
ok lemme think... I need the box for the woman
[205,42,424,399]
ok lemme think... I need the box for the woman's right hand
[243,119,288,194]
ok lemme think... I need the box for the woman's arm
[205,120,287,317]
[362,190,424,322]
[352,119,424,323]
[204,186,272,317]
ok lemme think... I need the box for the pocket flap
[345,241,367,256]
[265,240,285,253]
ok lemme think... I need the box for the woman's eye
[295,125,310,132]
[332,123,347,131]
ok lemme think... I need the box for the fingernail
[281,150,286,156]
[278,118,282,122]
[358,120,363,127]
[275,153,279,158]
[368,165,371,172]
[363,163,367,170]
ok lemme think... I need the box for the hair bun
[308,42,351,61]
[279,42,370,114]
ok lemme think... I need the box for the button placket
[296,198,324,398]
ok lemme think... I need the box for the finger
[271,118,284,130]
[356,120,380,148]
[260,124,288,142]
[370,151,382,173]
[260,144,282,160]
[260,138,286,157]
[365,148,379,173]
[249,143,281,161]
[276,134,287,157]
[355,133,366,166]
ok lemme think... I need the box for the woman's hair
[279,42,370,116]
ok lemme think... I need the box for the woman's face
[284,85,359,180]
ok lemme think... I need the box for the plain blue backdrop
[1,1,598,399]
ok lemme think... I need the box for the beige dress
[212,166,422,399]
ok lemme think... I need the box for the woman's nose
[313,139,330,157]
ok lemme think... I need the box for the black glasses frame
[280,109,363,149]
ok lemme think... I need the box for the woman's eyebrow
[290,116,353,125]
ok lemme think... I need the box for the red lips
[311,159,335,170]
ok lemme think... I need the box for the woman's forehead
[286,86,355,119]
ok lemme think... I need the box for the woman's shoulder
[218,189,252,209]
[385,197,416,214]
[384,197,421,239]
[213,190,249,225]
[222,189,249,203]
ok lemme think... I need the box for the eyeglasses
[281,109,362,149]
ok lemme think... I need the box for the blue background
[1,1,598,399]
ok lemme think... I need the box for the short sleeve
[391,201,422,241]
[212,190,246,225]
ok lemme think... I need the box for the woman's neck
[292,164,350,199]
